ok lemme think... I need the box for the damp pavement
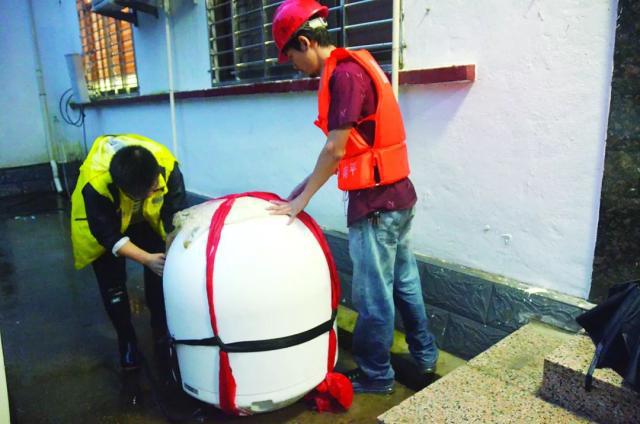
[0,193,418,423]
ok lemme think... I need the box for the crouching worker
[71,134,186,371]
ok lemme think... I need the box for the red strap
[205,192,341,415]
[327,329,338,372]
[295,210,340,372]
[304,371,353,412]
[294,213,340,310]
[205,197,239,414]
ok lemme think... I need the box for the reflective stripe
[111,236,130,256]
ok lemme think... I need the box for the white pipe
[27,0,63,193]
[164,6,179,160]
[57,136,72,198]
[391,0,401,99]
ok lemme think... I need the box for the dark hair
[109,145,159,199]
[282,17,333,55]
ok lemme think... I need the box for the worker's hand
[267,195,309,225]
[145,253,166,276]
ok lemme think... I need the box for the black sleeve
[161,163,187,233]
[82,184,125,251]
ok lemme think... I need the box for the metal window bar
[101,15,116,91]
[343,0,378,8]
[209,4,222,83]
[344,18,392,31]
[260,0,268,79]
[349,42,392,51]
[340,0,346,49]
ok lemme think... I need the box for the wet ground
[0,193,419,423]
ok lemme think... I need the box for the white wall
[0,0,48,167]
[134,1,211,93]
[14,0,618,298]
[0,0,88,167]
[400,0,617,298]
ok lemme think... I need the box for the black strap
[171,309,337,353]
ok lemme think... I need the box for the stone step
[540,334,640,424]
[0,332,10,424]
[379,322,590,423]
[378,366,590,423]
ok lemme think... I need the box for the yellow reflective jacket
[71,134,178,269]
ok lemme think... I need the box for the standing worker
[267,0,439,394]
[71,134,186,371]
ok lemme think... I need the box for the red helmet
[272,0,329,63]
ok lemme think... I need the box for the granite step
[540,334,640,424]
[0,332,10,424]
[379,322,590,423]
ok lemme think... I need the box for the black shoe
[417,360,437,375]
[120,369,144,408]
[119,341,141,371]
[398,352,438,375]
[344,368,394,394]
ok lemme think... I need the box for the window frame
[76,0,140,99]
[205,0,394,87]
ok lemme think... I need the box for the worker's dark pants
[92,222,168,348]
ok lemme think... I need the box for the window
[76,0,139,97]
[206,0,393,86]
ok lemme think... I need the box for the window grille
[206,0,393,86]
[76,0,139,97]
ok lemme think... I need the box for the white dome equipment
[163,192,341,415]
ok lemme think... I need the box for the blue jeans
[349,208,438,381]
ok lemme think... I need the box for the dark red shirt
[328,59,417,226]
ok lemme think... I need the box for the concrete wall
[0,0,48,167]
[1,0,618,299]
[399,0,618,298]
[0,0,87,168]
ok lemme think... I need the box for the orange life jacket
[314,48,410,191]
